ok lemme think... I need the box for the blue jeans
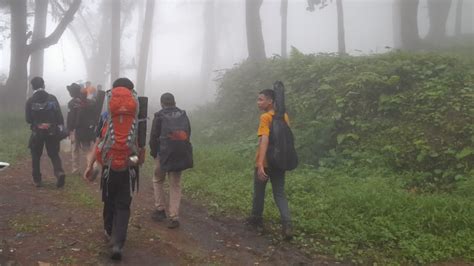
[251,168,292,225]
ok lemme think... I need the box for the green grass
[64,174,101,209]
[181,144,474,264]
[9,214,45,233]
[0,113,30,163]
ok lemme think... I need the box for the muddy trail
[0,153,341,265]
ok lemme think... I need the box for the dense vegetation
[185,50,474,264]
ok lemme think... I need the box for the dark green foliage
[194,49,474,191]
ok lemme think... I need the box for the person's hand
[257,165,268,182]
[83,164,93,182]
[69,131,75,143]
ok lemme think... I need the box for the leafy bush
[193,50,474,191]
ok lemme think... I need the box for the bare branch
[27,0,81,54]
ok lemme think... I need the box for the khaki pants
[153,158,182,220]
[72,140,91,172]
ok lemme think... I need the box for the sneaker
[167,219,180,229]
[56,174,66,188]
[151,209,167,222]
[245,216,264,233]
[110,245,122,261]
[282,223,294,241]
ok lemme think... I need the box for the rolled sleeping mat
[137,96,148,148]
[94,90,106,124]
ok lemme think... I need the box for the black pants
[29,132,64,183]
[102,168,132,249]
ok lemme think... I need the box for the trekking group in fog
[25,76,297,261]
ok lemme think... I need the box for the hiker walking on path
[25,77,67,188]
[84,78,145,260]
[149,93,193,229]
[246,85,297,240]
[66,83,96,174]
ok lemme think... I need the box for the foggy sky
[0,0,473,108]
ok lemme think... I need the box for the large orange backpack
[95,87,139,171]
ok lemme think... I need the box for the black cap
[160,92,176,106]
[30,77,45,90]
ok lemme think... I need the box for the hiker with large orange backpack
[83,78,146,261]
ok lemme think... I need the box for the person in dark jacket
[149,93,192,229]
[66,83,96,174]
[25,77,66,188]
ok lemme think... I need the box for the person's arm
[186,113,191,139]
[52,95,64,126]
[83,138,99,182]
[256,113,271,181]
[149,113,161,158]
[25,99,32,125]
[256,135,269,181]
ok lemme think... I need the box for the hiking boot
[151,209,167,222]
[56,174,66,188]
[110,245,122,261]
[167,219,180,229]
[245,216,264,233]
[282,223,294,241]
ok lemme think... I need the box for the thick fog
[0,0,473,110]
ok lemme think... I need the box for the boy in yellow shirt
[246,89,293,240]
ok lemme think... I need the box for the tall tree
[280,0,288,58]
[336,0,345,54]
[110,0,120,82]
[2,0,81,109]
[426,0,453,42]
[306,0,346,54]
[246,0,266,61]
[136,0,155,96]
[200,0,216,95]
[398,0,420,50]
[29,0,48,80]
[455,0,463,36]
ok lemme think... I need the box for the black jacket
[25,90,64,129]
[149,106,191,159]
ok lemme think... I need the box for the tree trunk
[3,0,81,110]
[136,0,155,96]
[3,0,28,108]
[280,0,288,58]
[110,0,121,83]
[427,0,453,42]
[399,0,420,50]
[200,0,216,96]
[29,0,49,80]
[246,0,266,61]
[392,0,402,49]
[336,0,346,54]
[455,0,463,36]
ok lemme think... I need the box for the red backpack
[95,87,139,171]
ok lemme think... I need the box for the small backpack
[31,94,61,137]
[95,87,139,171]
[266,81,298,171]
[158,109,193,172]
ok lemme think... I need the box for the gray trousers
[251,168,292,225]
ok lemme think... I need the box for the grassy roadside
[0,114,30,163]
[181,144,474,264]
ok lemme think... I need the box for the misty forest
[0,0,473,264]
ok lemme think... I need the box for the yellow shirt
[256,110,290,167]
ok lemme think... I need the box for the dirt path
[0,154,339,265]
